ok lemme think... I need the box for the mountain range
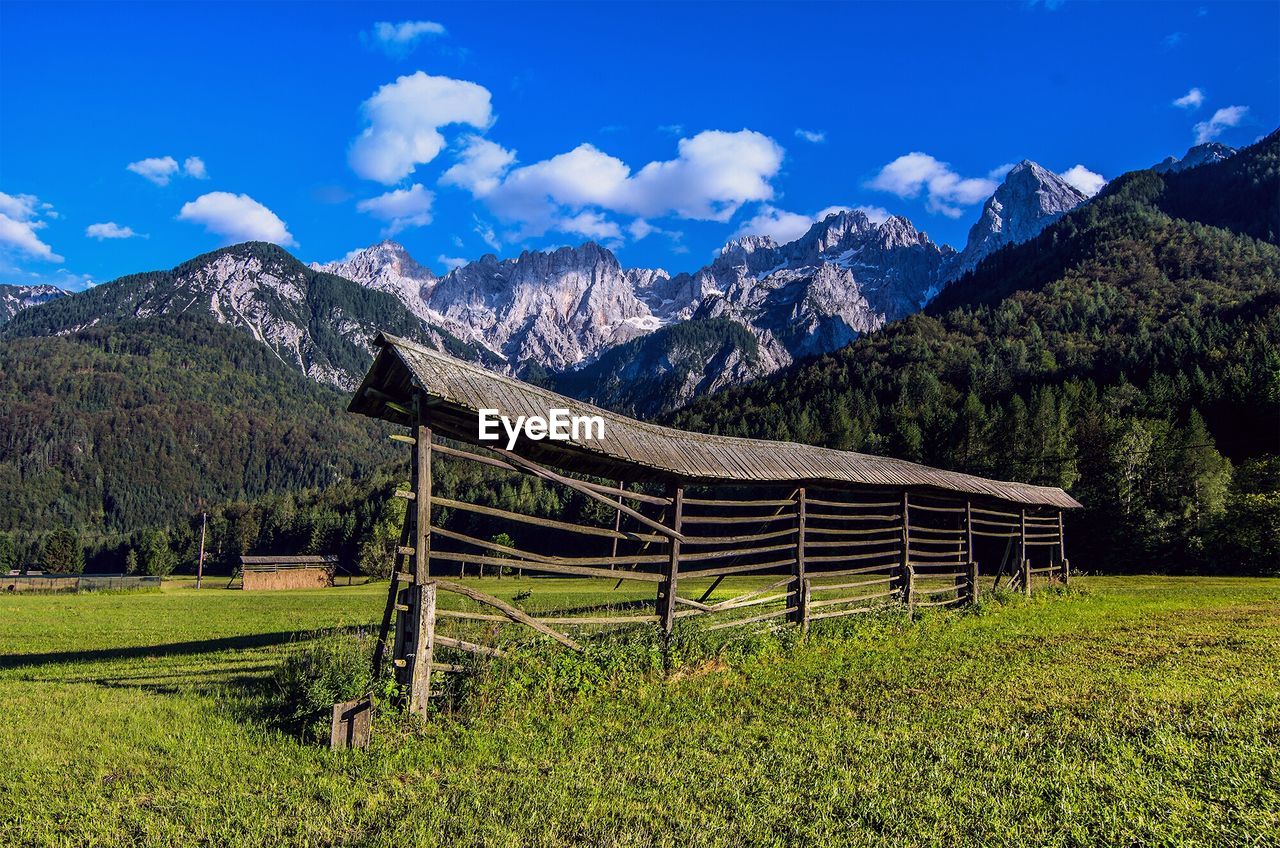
[2,146,1227,412]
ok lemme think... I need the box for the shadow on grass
[0,625,370,672]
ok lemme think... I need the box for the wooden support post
[415,398,432,583]
[1061,558,1071,587]
[658,485,683,633]
[905,564,916,619]
[899,492,911,609]
[791,488,808,631]
[1019,506,1028,592]
[1058,510,1067,584]
[964,500,973,565]
[408,582,435,716]
[967,559,979,605]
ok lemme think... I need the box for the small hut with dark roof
[349,333,1080,714]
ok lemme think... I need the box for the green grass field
[1,575,1277,847]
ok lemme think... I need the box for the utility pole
[196,511,207,590]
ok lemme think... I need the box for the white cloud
[440,136,516,196]
[368,20,446,57]
[868,152,997,218]
[658,124,684,136]
[349,72,494,184]
[0,191,62,262]
[473,216,500,251]
[177,192,297,246]
[127,156,180,186]
[1173,87,1205,110]
[127,154,208,185]
[437,254,468,271]
[1059,165,1106,197]
[1194,105,1249,143]
[86,222,144,240]
[183,156,208,179]
[454,129,785,241]
[987,162,1018,180]
[732,205,815,244]
[732,203,891,245]
[850,204,891,224]
[795,128,826,144]
[355,184,435,234]
[1163,32,1185,49]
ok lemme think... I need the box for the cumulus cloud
[732,203,891,244]
[367,20,446,57]
[868,152,997,218]
[86,222,144,240]
[349,72,494,184]
[355,184,435,234]
[1059,165,1106,197]
[177,192,297,246]
[183,156,208,179]
[440,136,516,196]
[1173,87,1205,109]
[0,191,62,262]
[1163,32,1185,49]
[126,155,208,185]
[127,156,180,186]
[795,128,826,143]
[449,129,785,241]
[1194,105,1249,143]
[437,255,468,271]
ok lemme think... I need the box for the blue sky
[1,1,1276,291]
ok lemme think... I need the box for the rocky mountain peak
[952,160,1087,277]
[0,283,67,325]
[1153,142,1237,174]
[312,241,437,322]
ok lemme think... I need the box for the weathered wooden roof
[349,334,1082,509]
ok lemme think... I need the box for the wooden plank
[535,614,662,625]
[435,580,582,651]
[804,497,899,509]
[680,527,797,546]
[240,555,338,565]
[679,556,797,579]
[434,497,664,544]
[682,496,796,507]
[329,697,373,751]
[408,581,435,716]
[807,588,897,609]
[806,576,895,593]
[682,513,795,525]
[659,486,684,633]
[804,563,897,579]
[429,551,664,582]
[807,604,889,622]
[804,549,902,564]
[794,487,807,630]
[433,635,505,658]
[433,525,667,566]
[678,542,796,563]
[703,606,796,632]
[436,609,508,622]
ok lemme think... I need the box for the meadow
[1,575,1277,847]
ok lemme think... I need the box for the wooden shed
[349,333,1082,714]
[238,555,337,590]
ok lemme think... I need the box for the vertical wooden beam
[1058,509,1067,584]
[408,581,435,716]
[658,485,683,633]
[415,400,431,583]
[792,488,808,631]
[967,559,980,605]
[900,492,911,612]
[1019,506,1029,595]
[964,499,973,566]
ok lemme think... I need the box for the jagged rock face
[312,241,438,322]
[426,242,673,370]
[1153,142,1237,174]
[0,284,65,325]
[952,161,1087,277]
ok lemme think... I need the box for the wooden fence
[373,413,1070,715]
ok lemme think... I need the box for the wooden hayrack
[349,334,1080,715]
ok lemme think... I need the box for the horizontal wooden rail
[436,609,507,622]
[435,580,582,651]
[679,542,795,563]
[803,525,902,538]
[431,442,672,506]
[434,635,506,657]
[534,613,661,625]
[679,556,798,579]
[804,497,899,509]
[808,603,890,622]
[915,596,965,608]
[704,606,796,632]
[914,584,960,596]
[971,530,1018,539]
[805,549,902,565]
[1025,540,1062,547]
[805,563,897,579]
[681,496,795,507]
[432,525,667,568]
[806,576,895,593]
[681,512,795,526]
[431,551,664,582]
[806,512,902,523]
[908,502,965,514]
[680,527,798,546]
[808,588,897,610]
[970,506,1020,519]
[911,569,967,580]
[434,496,665,544]
[805,537,899,549]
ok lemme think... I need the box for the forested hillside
[0,316,397,555]
[672,134,1280,574]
